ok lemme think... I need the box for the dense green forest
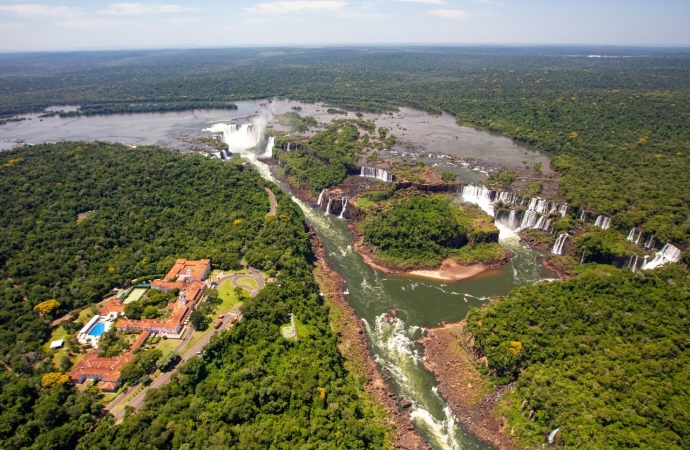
[360,193,505,269]
[0,143,388,449]
[466,265,690,449]
[1,47,688,243]
[275,119,373,191]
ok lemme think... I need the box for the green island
[357,193,506,270]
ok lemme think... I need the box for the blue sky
[0,0,688,51]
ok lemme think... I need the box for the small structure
[49,339,64,350]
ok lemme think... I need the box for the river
[219,142,553,449]
[3,102,555,449]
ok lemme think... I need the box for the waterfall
[519,210,539,229]
[360,166,393,182]
[497,191,519,205]
[338,198,348,219]
[559,204,568,217]
[594,215,611,229]
[626,228,636,242]
[508,209,519,229]
[203,122,262,154]
[495,209,522,231]
[628,254,638,272]
[316,189,325,206]
[579,250,586,265]
[579,209,587,221]
[286,142,291,152]
[261,136,275,159]
[549,203,558,214]
[634,231,642,245]
[534,216,547,231]
[641,243,682,270]
[535,199,550,214]
[527,198,538,211]
[325,197,332,216]
[552,233,568,255]
[459,185,495,216]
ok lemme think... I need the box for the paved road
[106,306,243,422]
[216,270,265,297]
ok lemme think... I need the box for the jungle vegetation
[1,47,687,243]
[360,193,505,269]
[466,265,690,449]
[0,143,389,449]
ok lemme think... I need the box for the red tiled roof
[99,298,125,315]
[69,331,150,385]
[163,259,210,282]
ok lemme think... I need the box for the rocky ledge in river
[419,320,518,450]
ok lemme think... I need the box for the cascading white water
[338,197,348,219]
[360,166,393,182]
[594,215,611,229]
[579,210,587,221]
[204,122,263,154]
[534,216,547,231]
[643,235,655,250]
[519,210,539,229]
[579,250,586,265]
[641,243,682,270]
[459,185,495,216]
[549,203,558,214]
[635,231,642,245]
[628,254,638,272]
[527,198,538,211]
[317,189,325,206]
[261,136,275,159]
[627,228,636,242]
[286,142,291,152]
[559,204,568,217]
[552,233,568,255]
[535,199,550,214]
[325,197,332,216]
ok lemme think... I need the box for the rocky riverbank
[419,320,517,450]
[310,231,429,450]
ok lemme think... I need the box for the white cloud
[246,1,347,15]
[101,3,199,15]
[0,4,81,18]
[429,8,470,19]
[397,0,445,5]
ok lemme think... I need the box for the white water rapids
[209,120,551,449]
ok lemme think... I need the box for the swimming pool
[87,322,106,337]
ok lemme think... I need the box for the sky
[0,0,688,51]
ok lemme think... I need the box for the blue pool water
[87,322,106,337]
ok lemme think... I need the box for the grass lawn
[235,277,258,290]
[355,197,375,208]
[217,279,249,305]
[123,287,148,305]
